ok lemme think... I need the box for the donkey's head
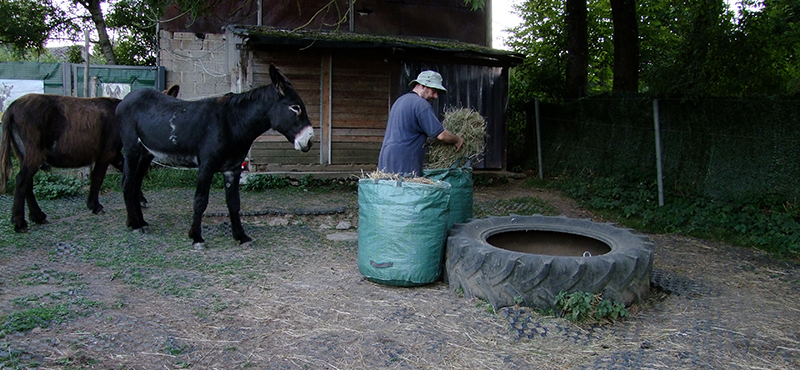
[268,65,314,153]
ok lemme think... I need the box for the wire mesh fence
[514,96,800,203]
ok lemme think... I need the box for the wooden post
[320,53,332,165]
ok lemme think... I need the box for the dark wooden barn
[159,0,522,175]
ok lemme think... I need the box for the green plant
[554,291,594,322]
[554,291,627,323]
[475,298,495,315]
[595,298,628,320]
[163,340,190,356]
[241,174,290,191]
[299,174,314,188]
[546,175,800,257]
[32,171,85,200]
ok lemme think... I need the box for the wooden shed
[159,0,522,175]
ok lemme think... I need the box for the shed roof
[226,25,523,67]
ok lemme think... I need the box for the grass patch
[527,176,800,258]
[18,268,83,287]
[102,167,225,192]
[0,292,104,338]
[473,195,558,218]
[0,342,29,369]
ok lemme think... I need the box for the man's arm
[436,129,465,151]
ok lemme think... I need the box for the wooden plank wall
[242,51,509,173]
[246,49,391,173]
[248,50,323,170]
[329,52,390,165]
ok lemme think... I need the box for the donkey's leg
[11,167,31,232]
[223,170,251,245]
[113,155,148,208]
[131,155,152,225]
[86,162,110,214]
[24,178,46,224]
[137,161,151,208]
[121,154,138,228]
[122,152,149,230]
[12,164,44,232]
[188,168,214,247]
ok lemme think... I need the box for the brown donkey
[0,85,179,232]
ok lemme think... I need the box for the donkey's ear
[269,64,289,97]
[164,85,180,97]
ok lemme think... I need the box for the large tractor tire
[446,215,653,310]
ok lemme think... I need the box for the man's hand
[437,129,465,151]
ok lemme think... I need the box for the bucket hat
[409,71,447,93]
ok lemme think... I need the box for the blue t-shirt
[378,92,444,176]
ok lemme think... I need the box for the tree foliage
[507,0,613,102]
[511,0,800,100]
[105,0,167,65]
[0,0,74,53]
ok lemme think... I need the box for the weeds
[554,291,627,323]
[32,171,86,200]
[475,298,495,314]
[535,176,800,257]
[241,174,290,191]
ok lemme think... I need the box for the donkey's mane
[218,84,278,106]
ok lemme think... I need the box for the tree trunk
[565,0,588,100]
[611,0,639,92]
[82,0,117,65]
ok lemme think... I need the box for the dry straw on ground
[425,107,487,169]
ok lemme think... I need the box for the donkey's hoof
[13,225,29,233]
[94,209,106,215]
[239,240,253,248]
[30,216,48,225]
[131,227,147,234]
[192,242,206,251]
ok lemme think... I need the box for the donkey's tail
[0,109,13,193]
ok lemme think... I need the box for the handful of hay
[425,107,487,169]
[361,170,436,185]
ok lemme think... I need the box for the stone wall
[158,30,231,99]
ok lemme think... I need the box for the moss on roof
[227,25,522,64]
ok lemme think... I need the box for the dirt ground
[1,178,799,369]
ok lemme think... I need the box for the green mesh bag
[424,161,473,230]
[357,178,451,286]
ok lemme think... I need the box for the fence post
[653,99,665,206]
[535,97,543,179]
[61,62,71,96]
[83,30,89,98]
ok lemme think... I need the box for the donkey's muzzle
[294,126,314,152]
